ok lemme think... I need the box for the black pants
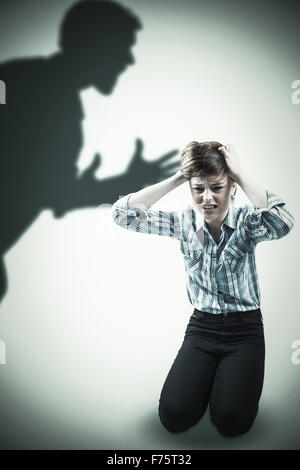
[158,308,265,437]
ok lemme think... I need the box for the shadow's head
[59,0,143,92]
[180,141,237,224]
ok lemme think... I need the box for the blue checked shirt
[111,190,295,314]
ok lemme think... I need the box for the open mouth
[202,205,217,211]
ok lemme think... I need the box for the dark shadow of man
[0,0,180,303]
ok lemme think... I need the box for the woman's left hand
[218,143,243,182]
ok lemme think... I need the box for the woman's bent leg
[209,335,265,437]
[158,334,219,433]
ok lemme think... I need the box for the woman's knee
[158,397,206,433]
[212,409,256,437]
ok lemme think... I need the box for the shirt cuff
[111,193,135,211]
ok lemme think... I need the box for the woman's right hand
[174,168,189,182]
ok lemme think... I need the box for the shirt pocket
[181,243,204,271]
[223,247,247,273]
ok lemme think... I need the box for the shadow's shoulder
[0,56,46,81]
[0,56,51,109]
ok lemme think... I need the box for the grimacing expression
[189,173,236,224]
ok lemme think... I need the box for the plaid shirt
[111,190,295,314]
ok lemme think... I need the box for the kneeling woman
[111,141,294,437]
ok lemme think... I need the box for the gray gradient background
[0,0,299,450]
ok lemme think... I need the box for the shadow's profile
[0,0,179,303]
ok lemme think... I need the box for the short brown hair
[180,141,229,179]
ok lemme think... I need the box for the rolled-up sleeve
[243,190,295,244]
[111,193,182,240]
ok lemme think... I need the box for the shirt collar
[189,203,237,233]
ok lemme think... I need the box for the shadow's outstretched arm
[50,139,180,217]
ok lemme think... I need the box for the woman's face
[189,172,236,229]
